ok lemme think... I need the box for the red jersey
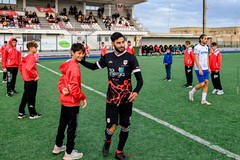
[84,45,90,56]
[58,59,86,107]
[2,37,21,68]
[101,45,107,56]
[184,47,194,66]
[126,45,135,55]
[209,49,222,71]
[19,53,38,81]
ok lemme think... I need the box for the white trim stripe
[38,63,240,160]
[132,68,141,74]
[96,61,102,69]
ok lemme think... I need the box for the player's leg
[184,66,188,87]
[11,67,18,93]
[216,71,224,95]
[188,66,193,87]
[18,81,27,119]
[115,102,133,160]
[189,70,205,101]
[65,106,81,158]
[54,105,68,154]
[201,70,211,105]
[102,103,118,157]
[6,67,13,96]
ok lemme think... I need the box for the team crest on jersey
[107,118,110,123]
[123,60,128,65]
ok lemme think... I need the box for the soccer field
[0,54,239,160]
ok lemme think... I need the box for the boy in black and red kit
[79,32,143,160]
[53,43,87,160]
[18,41,41,119]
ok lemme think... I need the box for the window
[86,6,99,11]
[105,37,109,42]
[0,0,16,4]
[23,34,41,42]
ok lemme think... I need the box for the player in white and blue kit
[189,34,211,105]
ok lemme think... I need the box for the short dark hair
[12,38,17,42]
[4,41,7,43]
[110,32,124,42]
[211,42,217,46]
[71,43,85,53]
[26,41,38,50]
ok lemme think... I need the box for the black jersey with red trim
[96,51,141,104]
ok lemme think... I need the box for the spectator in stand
[159,45,164,55]
[148,45,154,56]
[46,11,49,18]
[141,45,147,56]
[101,42,107,57]
[154,45,160,54]
[126,40,135,55]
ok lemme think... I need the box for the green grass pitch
[0,53,239,160]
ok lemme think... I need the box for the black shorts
[105,102,132,128]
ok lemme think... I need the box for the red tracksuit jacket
[2,37,21,69]
[209,49,222,71]
[184,48,194,66]
[101,45,107,56]
[19,53,38,81]
[126,45,135,55]
[58,59,86,107]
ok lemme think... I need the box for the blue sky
[134,0,240,33]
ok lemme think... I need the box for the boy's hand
[128,92,138,102]
[81,99,87,108]
[34,76,40,81]
[62,88,69,95]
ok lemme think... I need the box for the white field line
[37,63,240,160]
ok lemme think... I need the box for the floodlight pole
[203,0,207,34]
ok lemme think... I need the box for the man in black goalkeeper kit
[79,32,143,160]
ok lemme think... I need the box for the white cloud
[135,0,240,32]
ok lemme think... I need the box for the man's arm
[79,60,99,70]
[128,72,143,102]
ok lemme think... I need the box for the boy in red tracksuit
[183,40,194,88]
[53,43,87,160]
[2,37,21,96]
[18,41,41,119]
[101,42,107,57]
[209,42,224,95]
[126,40,135,55]
[0,41,7,83]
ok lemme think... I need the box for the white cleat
[201,100,212,106]
[189,91,194,101]
[52,145,66,154]
[63,150,83,160]
[217,90,224,95]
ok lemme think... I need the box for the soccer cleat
[186,85,193,88]
[188,91,194,101]
[212,89,218,94]
[2,80,7,83]
[163,78,168,81]
[201,100,211,105]
[115,152,128,160]
[63,150,83,160]
[52,145,66,154]
[217,90,224,95]
[167,79,172,82]
[6,92,13,97]
[18,113,26,119]
[29,113,41,119]
[102,140,111,157]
